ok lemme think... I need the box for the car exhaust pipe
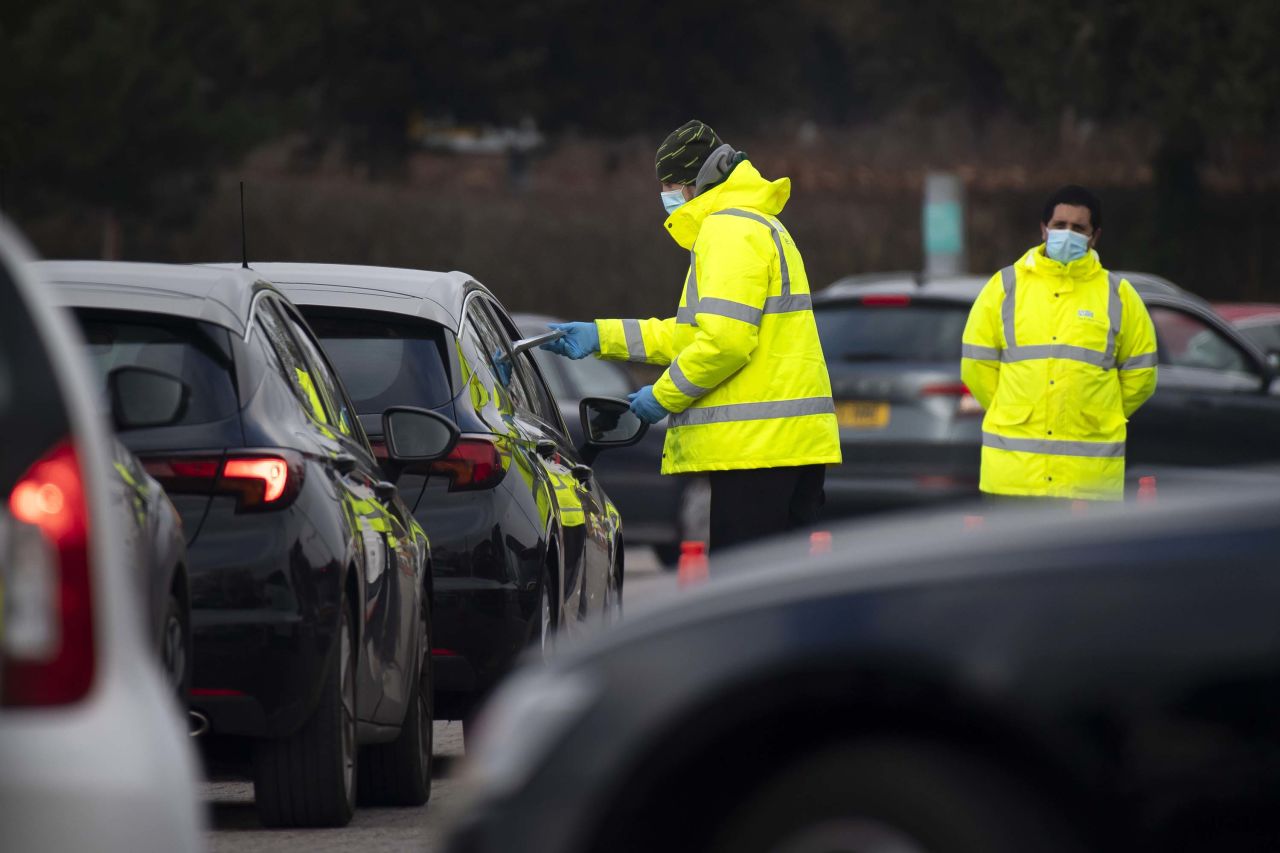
[189,710,209,738]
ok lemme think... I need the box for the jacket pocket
[987,404,1033,428]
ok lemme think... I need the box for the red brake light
[4,440,94,706]
[429,437,507,491]
[861,294,912,306]
[142,450,303,511]
[224,457,290,503]
[920,382,984,416]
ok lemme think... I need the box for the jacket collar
[1019,243,1103,291]
[663,160,791,249]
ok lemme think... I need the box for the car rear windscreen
[77,312,238,425]
[815,301,968,362]
[306,315,452,411]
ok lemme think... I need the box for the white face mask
[661,188,687,215]
[1045,229,1090,263]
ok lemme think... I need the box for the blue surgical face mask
[661,188,687,215]
[1045,228,1091,263]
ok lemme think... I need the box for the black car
[41,261,454,827]
[515,313,710,566]
[450,484,1280,853]
[812,271,1280,515]
[237,264,640,725]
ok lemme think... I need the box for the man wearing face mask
[541,119,841,550]
[961,185,1158,502]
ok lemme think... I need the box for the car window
[557,354,633,399]
[77,312,238,425]
[1150,307,1252,374]
[467,299,527,413]
[255,298,335,427]
[484,304,564,426]
[457,310,510,422]
[815,301,968,362]
[279,304,360,440]
[305,314,453,412]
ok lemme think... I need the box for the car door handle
[373,480,398,502]
[535,440,557,459]
[333,453,359,475]
[570,464,593,483]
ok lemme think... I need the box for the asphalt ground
[203,547,678,852]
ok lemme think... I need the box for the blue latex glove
[628,385,669,424]
[492,349,513,387]
[540,322,599,360]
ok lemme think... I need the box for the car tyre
[537,564,557,659]
[253,598,357,828]
[711,738,1086,853]
[357,618,433,807]
[160,590,190,701]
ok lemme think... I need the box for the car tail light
[921,382,984,416]
[3,440,94,706]
[142,450,304,512]
[429,437,508,492]
[861,294,912,306]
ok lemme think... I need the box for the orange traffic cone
[677,540,709,588]
[1137,475,1157,504]
[809,531,832,556]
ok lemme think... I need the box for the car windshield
[306,314,453,411]
[815,301,968,362]
[77,312,238,425]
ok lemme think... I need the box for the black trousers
[708,465,826,552]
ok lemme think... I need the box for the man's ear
[682,184,696,202]
[1089,227,1102,249]
[1040,222,1049,242]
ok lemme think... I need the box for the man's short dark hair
[1041,185,1102,230]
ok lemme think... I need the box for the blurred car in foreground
[1,230,202,850]
[814,271,1280,516]
[42,261,446,827]
[1214,302,1280,366]
[515,313,709,566]
[450,484,1280,853]
[239,264,642,725]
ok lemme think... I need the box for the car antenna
[239,180,250,269]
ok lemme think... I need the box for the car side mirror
[1267,350,1280,373]
[579,396,648,463]
[382,406,460,462]
[108,366,189,431]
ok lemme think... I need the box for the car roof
[34,261,268,335]
[208,263,480,331]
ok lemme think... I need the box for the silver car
[0,222,203,851]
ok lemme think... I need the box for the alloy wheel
[340,616,356,802]
[162,613,186,694]
[540,585,552,656]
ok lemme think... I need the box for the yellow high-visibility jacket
[596,161,841,475]
[961,245,1159,500]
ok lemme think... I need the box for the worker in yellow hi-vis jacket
[541,120,841,550]
[961,185,1158,502]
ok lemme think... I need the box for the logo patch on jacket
[1078,309,1095,319]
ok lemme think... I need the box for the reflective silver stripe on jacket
[1106,272,1122,360]
[713,208,792,296]
[962,343,1001,360]
[668,359,712,398]
[692,294,815,326]
[1000,266,1017,347]
[622,319,647,361]
[982,432,1125,458]
[669,396,835,427]
[1119,352,1158,370]
[1002,344,1115,369]
[996,266,1124,368]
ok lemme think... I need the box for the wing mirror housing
[108,366,190,431]
[382,407,460,462]
[578,396,648,464]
